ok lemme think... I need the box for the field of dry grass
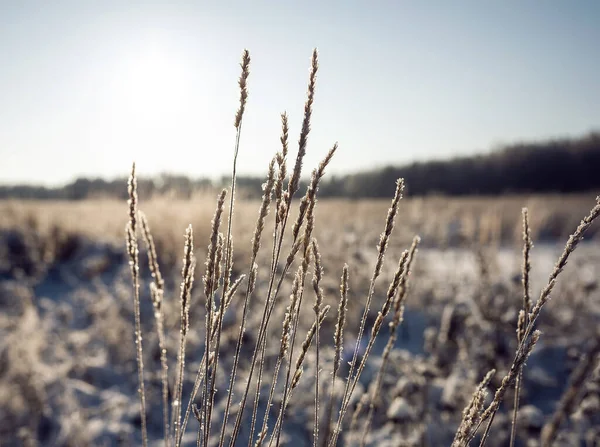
[1,192,599,446]
[1,191,597,268]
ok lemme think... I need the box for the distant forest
[2,132,599,200]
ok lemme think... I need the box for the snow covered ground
[1,223,599,446]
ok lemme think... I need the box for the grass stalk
[255,266,303,447]
[270,261,310,447]
[311,240,324,447]
[248,112,290,446]
[126,163,148,447]
[180,274,246,438]
[228,50,319,447]
[173,225,195,447]
[468,195,600,446]
[272,147,337,447]
[202,189,227,447]
[359,236,420,446]
[218,156,275,445]
[328,178,404,447]
[540,337,600,446]
[509,208,533,447]
[477,331,540,446]
[245,242,305,447]
[213,48,251,447]
[231,146,335,447]
[451,369,496,447]
[321,264,349,447]
[139,212,169,447]
[269,306,330,446]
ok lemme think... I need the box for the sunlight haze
[1,0,599,185]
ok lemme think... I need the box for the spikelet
[452,369,496,446]
[333,264,349,376]
[204,190,227,300]
[287,48,319,199]
[252,157,277,258]
[234,50,251,129]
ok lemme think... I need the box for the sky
[0,1,599,186]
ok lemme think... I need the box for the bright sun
[118,46,188,120]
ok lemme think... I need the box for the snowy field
[1,197,599,446]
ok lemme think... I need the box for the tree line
[2,132,599,200]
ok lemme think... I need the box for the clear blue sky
[1,1,599,186]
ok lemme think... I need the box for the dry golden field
[1,192,598,266]
[1,193,599,446]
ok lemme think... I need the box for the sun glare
[118,46,188,120]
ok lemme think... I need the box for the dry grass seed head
[292,196,309,242]
[252,157,276,258]
[311,239,324,313]
[294,141,336,245]
[333,264,349,375]
[224,233,234,295]
[529,196,600,326]
[452,369,496,446]
[139,211,164,293]
[391,235,421,321]
[517,310,526,344]
[280,267,303,359]
[180,225,195,336]
[296,143,338,265]
[521,208,532,317]
[275,112,289,225]
[287,48,319,200]
[214,233,224,295]
[285,235,305,269]
[248,262,258,296]
[234,49,251,129]
[128,162,138,234]
[475,330,541,444]
[126,225,137,271]
[374,178,405,276]
[279,112,289,160]
[204,190,227,300]
[381,250,409,318]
